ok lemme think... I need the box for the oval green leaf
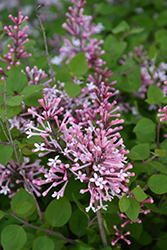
[11,188,36,218]
[14,201,33,215]
[125,197,140,222]
[132,187,147,202]
[32,236,54,250]
[149,174,167,194]
[68,52,88,76]
[119,195,130,212]
[45,197,72,227]
[1,225,27,250]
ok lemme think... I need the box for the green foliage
[64,82,81,97]
[68,53,88,76]
[45,197,72,227]
[20,85,44,106]
[11,188,36,218]
[133,118,156,143]
[1,1,167,249]
[0,145,13,165]
[128,143,150,160]
[32,236,54,250]
[146,84,164,104]
[125,197,140,222]
[132,187,147,202]
[1,225,27,250]
[69,209,88,237]
[149,174,167,194]
[119,195,130,212]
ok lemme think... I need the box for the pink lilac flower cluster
[26,81,134,213]
[51,0,105,69]
[0,157,42,197]
[0,12,31,76]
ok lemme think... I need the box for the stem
[3,78,44,224]
[95,200,108,247]
[133,155,157,166]
[36,4,55,85]
[9,213,76,245]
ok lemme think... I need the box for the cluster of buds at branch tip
[0,12,31,71]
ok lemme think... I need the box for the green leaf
[162,96,167,103]
[68,53,88,76]
[137,231,152,245]
[126,223,143,240]
[11,188,36,218]
[20,85,44,106]
[149,174,167,194]
[18,144,34,156]
[146,84,164,104]
[64,82,81,97]
[119,195,130,212]
[14,201,33,215]
[157,238,167,250]
[69,209,88,237]
[48,235,66,250]
[127,28,144,35]
[128,143,150,160]
[24,39,36,50]
[0,21,2,30]
[64,177,87,201]
[56,68,72,82]
[133,118,155,134]
[0,105,22,122]
[0,145,13,165]
[0,210,5,219]
[160,200,167,214]
[72,193,90,220]
[144,202,161,213]
[76,240,94,250]
[126,68,142,92]
[6,66,28,93]
[112,20,130,34]
[1,225,27,250]
[125,197,140,222]
[132,187,147,202]
[103,34,127,59]
[32,236,54,250]
[23,233,36,250]
[7,95,23,106]
[133,118,155,143]
[45,197,71,227]
[154,149,166,157]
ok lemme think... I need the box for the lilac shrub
[0,1,161,249]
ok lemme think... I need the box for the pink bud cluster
[0,157,42,197]
[0,12,31,72]
[26,81,134,213]
[112,196,153,246]
[51,0,105,69]
[25,66,52,86]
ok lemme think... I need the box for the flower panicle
[0,12,31,73]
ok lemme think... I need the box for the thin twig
[36,4,55,85]
[95,199,108,247]
[3,78,44,223]
[9,213,76,245]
